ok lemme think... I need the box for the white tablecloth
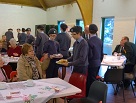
[101,55,126,67]
[2,57,19,65]
[0,78,81,103]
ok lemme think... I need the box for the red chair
[66,73,87,99]
[10,71,17,79]
[40,57,44,62]
[2,65,12,79]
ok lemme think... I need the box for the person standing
[18,28,27,45]
[43,28,61,78]
[86,24,103,96]
[55,23,71,79]
[5,28,14,42]
[5,28,14,47]
[82,25,90,41]
[25,28,35,45]
[35,25,49,60]
[17,28,21,42]
[61,26,88,75]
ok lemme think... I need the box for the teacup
[4,55,8,58]
[0,82,7,90]
[26,79,34,87]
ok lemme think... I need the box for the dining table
[0,78,81,103]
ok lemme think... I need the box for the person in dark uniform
[61,26,89,74]
[43,28,61,78]
[35,25,49,60]
[18,28,27,45]
[86,24,103,96]
[25,28,35,45]
[17,28,21,42]
[55,23,71,79]
[5,28,14,47]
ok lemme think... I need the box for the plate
[56,61,62,64]
[53,54,63,58]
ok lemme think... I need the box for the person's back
[88,36,103,67]
[124,42,136,65]
[86,24,103,96]
[5,29,14,42]
[56,32,71,57]
[35,25,49,59]
[19,32,27,45]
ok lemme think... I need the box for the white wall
[0,3,81,46]
[0,4,47,40]
[93,0,136,50]
[46,3,82,26]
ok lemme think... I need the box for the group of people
[0,24,71,81]
[1,22,136,103]
[0,24,103,97]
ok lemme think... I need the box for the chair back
[88,81,108,103]
[2,65,12,79]
[104,69,123,83]
[67,73,87,98]
[10,71,17,79]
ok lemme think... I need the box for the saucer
[0,86,7,90]
[26,83,35,87]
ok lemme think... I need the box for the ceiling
[0,0,76,10]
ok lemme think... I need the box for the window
[101,17,114,55]
[58,20,65,33]
[76,19,84,31]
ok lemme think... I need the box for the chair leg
[130,81,136,97]
[64,97,67,103]
[53,98,56,103]
[121,81,125,102]
[112,84,117,95]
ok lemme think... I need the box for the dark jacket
[56,32,71,57]
[25,34,35,45]
[112,44,125,55]
[43,40,60,56]
[124,42,136,65]
[5,31,14,42]
[88,36,103,67]
[35,32,49,57]
[67,38,89,67]
[18,32,27,45]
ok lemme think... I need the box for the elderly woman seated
[0,56,8,82]
[7,38,22,57]
[17,43,47,81]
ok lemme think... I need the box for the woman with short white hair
[7,38,22,57]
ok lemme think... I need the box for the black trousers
[86,66,100,96]
[46,59,59,78]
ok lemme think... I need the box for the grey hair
[9,38,17,45]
